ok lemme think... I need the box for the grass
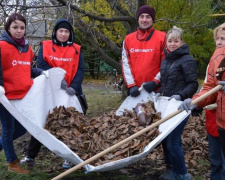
[82,77,125,117]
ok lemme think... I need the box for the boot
[8,159,29,174]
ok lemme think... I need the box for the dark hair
[4,13,26,35]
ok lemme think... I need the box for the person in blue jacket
[20,19,85,169]
[156,26,198,180]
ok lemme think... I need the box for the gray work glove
[178,98,197,112]
[129,86,140,97]
[169,95,181,101]
[66,87,76,96]
[143,81,157,93]
[155,93,161,101]
[218,81,225,92]
[61,79,68,90]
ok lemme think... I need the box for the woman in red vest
[20,19,85,170]
[0,13,43,174]
[180,23,225,180]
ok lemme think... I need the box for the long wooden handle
[52,85,222,180]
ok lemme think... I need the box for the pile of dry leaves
[45,101,161,165]
[45,101,209,176]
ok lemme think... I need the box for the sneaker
[20,156,35,167]
[159,168,172,180]
[169,171,191,180]
[62,160,72,169]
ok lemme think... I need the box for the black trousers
[27,136,42,159]
[218,127,225,158]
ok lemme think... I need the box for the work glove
[61,79,68,90]
[129,86,140,97]
[218,81,225,92]
[66,87,76,96]
[0,86,5,97]
[178,98,196,112]
[143,81,157,93]
[155,93,161,101]
[169,95,181,101]
[42,70,49,78]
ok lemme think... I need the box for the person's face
[166,34,183,52]
[215,32,225,48]
[56,28,70,43]
[138,13,153,29]
[8,20,25,39]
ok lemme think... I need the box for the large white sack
[0,68,90,169]
[87,90,190,172]
[0,69,190,173]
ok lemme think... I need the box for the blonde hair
[213,23,225,41]
[166,26,184,40]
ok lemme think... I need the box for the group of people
[122,4,225,180]
[0,13,84,174]
[0,4,225,180]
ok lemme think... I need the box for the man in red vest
[122,5,166,97]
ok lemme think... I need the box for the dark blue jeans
[0,104,27,162]
[162,116,189,175]
[208,134,225,180]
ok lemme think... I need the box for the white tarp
[87,90,190,172]
[0,68,190,173]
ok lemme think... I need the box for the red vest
[122,29,166,88]
[0,41,34,99]
[42,41,80,86]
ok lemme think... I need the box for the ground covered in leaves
[0,83,209,179]
[11,113,208,179]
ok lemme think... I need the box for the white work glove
[169,95,181,101]
[0,86,5,97]
[218,81,225,92]
[66,87,76,96]
[178,98,196,112]
[42,70,49,78]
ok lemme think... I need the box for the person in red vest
[20,19,85,169]
[122,4,166,97]
[0,13,44,174]
[180,23,225,180]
